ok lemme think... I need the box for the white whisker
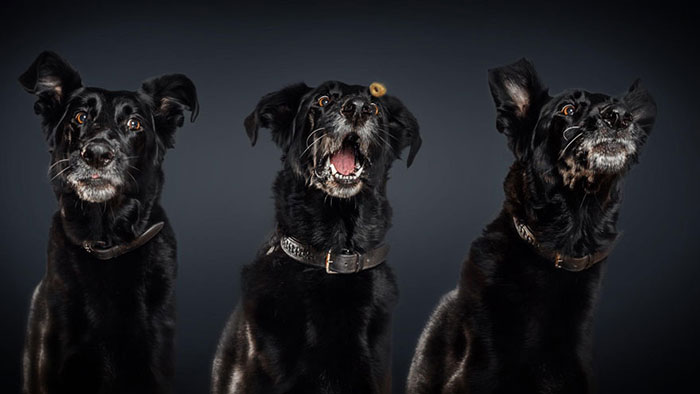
[562,126,581,141]
[559,133,584,159]
[301,133,328,158]
[50,166,71,181]
[47,158,70,173]
[305,128,326,145]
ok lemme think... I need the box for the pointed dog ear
[380,95,422,167]
[488,58,549,158]
[140,74,199,148]
[19,51,82,121]
[243,83,312,149]
[623,79,656,135]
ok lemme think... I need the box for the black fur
[407,59,655,393]
[212,81,421,393]
[19,51,198,394]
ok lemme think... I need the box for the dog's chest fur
[212,169,398,394]
[462,215,602,391]
[408,164,620,394]
[215,254,397,394]
[23,206,177,394]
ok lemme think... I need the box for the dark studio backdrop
[1,0,698,392]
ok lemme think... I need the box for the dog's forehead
[553,89,615,105]
[313,81,370,97]
[72,87,147,113]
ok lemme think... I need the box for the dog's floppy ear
[244,83,312,148]
[19,51,82,121]
[380,95,422,167]
[140,74,199,148]
[488,58,549,158]
[622,79,656,135]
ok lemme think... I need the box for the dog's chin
[66,171,122,203]
[64,162,126,203]
[581,137,636,174]
[73,179,119,203]
[559,135,636,188]
[317,177,364,198]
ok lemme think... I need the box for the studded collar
[278,235,389,274]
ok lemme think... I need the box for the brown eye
[370,103,379,115]
[127,118,142,131]
[74,112,88,124]
[318,96,330,107]
[561,104,576,116]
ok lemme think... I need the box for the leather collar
[512,216,615,272]
[82,222,164,260]
[279,236,389,274]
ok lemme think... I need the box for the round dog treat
[369,82,387,97]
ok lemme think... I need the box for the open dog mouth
[328,141,365,183]
[313,133,368,197]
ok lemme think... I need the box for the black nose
[600,106,632,129]
[341,98,374,119]
[81,141,115,168]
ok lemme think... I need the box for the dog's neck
[273,168,391,253]
[504,161,621,259]
[56,174,162,248]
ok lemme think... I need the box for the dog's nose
[600,106,632,130]
[341,98,373,119]
[81,141,115,168]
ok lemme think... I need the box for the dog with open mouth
[19,51,198,394]
[211,81,421,394]
[406,59,655,393]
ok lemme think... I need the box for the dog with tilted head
[19,51,198,394]
[407,59,655,394]
[211,81,421,394]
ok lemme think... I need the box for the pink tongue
[330,147,356,175]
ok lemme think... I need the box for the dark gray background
[1,0,698,392]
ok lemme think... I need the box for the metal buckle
[554,253,564,269]
[325,249,336,274]
[325,249,360,274]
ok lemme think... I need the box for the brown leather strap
[279,236,389,274]
[512,216,616,272]
[82,222,165,260]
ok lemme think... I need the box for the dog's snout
[341,98,373,119]
[600,106,631,130]
[81,140,115,169]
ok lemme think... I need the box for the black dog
[211,82,421,393]
[20,51,198,394]
[407,59,655,393]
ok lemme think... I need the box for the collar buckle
[280,236,387,274]
[325,249,360,274]
[554,253,564,269]
[325,250,335,274]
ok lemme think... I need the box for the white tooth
[355,166,363,176]
[330,163,338,174]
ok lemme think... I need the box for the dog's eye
[561,104,576,116]
[74,112,88,124]
[127,118,142,131]
[370,103,379,116]
[318,96,330,107]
